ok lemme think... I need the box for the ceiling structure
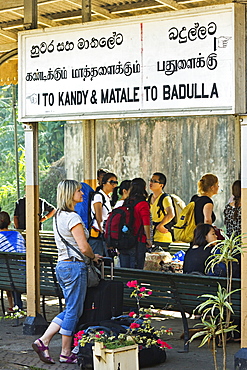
[0,0,240,62]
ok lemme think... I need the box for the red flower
[95,334,101,338]
[130,323,140,329]
[138,293,143,297]
[144,314,152,318]
[139,287,146,292]
[99,331,105,334]
[129,311,136,317]
[147,291,152,295]
[126,280,138,288]
[157,339,172,349]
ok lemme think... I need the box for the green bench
[0,251,63,321]
[104,266,241,352]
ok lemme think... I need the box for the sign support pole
[22,123,48,335]
[81,0,98,188]
[22,0,48,335]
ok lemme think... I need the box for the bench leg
[0,290,5,315]
[179,310,190,353]
[58,296,63,313]
[42,295,47,322]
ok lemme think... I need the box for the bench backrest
[104,267,241,318]
[0,251,62,299]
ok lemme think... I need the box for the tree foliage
[0,84,65,229]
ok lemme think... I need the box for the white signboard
[18,4,245,121]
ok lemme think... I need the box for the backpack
[74,182,94,229]
[173,201,196,243]
[104,200,141,250]
[148,193,185,241]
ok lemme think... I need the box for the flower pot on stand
[93,341,139,370]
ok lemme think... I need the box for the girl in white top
[89,172,118,255]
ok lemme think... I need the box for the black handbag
[55,214,101,288]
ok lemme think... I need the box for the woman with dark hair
[32,180,101,364]
[119,178,151,269]
[183,223,217,274]
[89,172,118,255]
[111,180,131,208]
[224,180,241,238]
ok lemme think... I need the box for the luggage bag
[76,257,124,328]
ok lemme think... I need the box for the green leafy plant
[74,280,173,351]
[189,232,244,370]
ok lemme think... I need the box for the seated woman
[183,223,217,275]
[0,211,26,310]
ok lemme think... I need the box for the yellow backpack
[173,201,196,243]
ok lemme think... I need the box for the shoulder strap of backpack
[157,193,168,218]
[88,191,110,229]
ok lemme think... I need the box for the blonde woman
[191,173,219,225]
[32,180,102,364]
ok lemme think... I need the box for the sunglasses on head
[150,179,161,184]
[107,180,118,185]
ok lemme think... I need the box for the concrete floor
[0,295,240,370]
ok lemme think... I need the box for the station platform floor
[0,295,240,370]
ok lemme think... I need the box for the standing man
[14,192,56,230]
[149,172,175,248]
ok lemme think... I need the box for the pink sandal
[59,353,77,363]
[32,338,55,364]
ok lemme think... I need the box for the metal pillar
[81,0,97,188]
[24,0,37,29]
[82,0,91,22]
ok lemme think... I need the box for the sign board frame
[18,3,245,121]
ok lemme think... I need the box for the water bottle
[122,225,128,233]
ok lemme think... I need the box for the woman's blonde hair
[197,173,218,195]
[57,180,81,211]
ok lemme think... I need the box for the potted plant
[74,280,173,370]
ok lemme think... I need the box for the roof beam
[0,42,17,52]
[10,8,65,27]
[106,0,174,13]
[0,28,17,41]
[0,0,60,12]
[154,0,184,10]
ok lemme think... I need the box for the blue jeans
[53,260,87,336]
[13,291,23,310]
[89,236,107,256]
[119,242,146,269]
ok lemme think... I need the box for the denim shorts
[53,260,87,336]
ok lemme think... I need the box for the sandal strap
[60,353,77,363]
[37,338,49,351]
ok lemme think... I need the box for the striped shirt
[0,231,26,253]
